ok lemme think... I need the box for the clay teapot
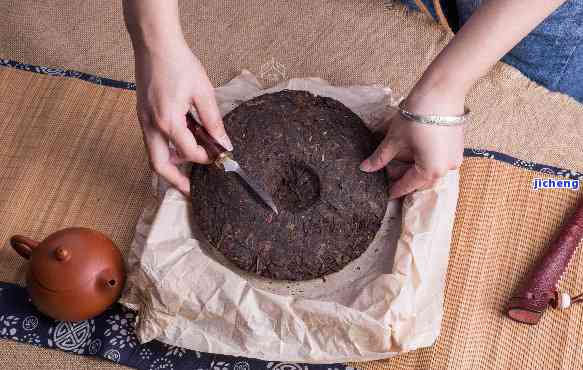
[10,227,125,321]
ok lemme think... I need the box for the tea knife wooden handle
[185,113,228,160]
[507,199,583,324]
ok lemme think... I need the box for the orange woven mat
[1,65,582,370]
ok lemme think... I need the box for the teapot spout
[106,278,118,288]
[98,268,123,291]
[96,268,124,305]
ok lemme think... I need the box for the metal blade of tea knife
[221,157,279,215]
[186,112,278,214]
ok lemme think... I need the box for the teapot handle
[10,235,40,259]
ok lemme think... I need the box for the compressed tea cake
[190,90,387,281]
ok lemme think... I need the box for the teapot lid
[29,228,123,292]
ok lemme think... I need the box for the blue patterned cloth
[400,0,583,103]
[0,282,353,370]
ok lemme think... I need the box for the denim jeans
[401,0,583,103]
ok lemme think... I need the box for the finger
[360,137,400,173]
[169,148,188,165]
[167,114,211,164]
[388,166,429,200]
[385,160,411,180]
[192,91,233,151]
[155,162,191,196]
[143,126,191,195]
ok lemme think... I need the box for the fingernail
[218,135,234,151]
[359,160,372,172]
[180,185,191,197]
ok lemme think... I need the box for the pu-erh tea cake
[190,90,387,281]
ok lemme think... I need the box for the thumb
[360,137,400,173]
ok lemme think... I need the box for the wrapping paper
[121,71,460,363]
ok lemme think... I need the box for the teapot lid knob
[54,247,70,262]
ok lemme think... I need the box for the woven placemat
[2,0,583,171]
[354,158,583,369]
[1,64,583,370]
[0,67,145,369]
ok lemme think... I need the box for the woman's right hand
[133,42,232,195]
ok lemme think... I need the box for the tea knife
[185,113,278,215]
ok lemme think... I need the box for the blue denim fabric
[401,0,583,103]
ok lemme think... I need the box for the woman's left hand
[360,91,465,199]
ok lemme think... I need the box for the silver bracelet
[397,100,470,126]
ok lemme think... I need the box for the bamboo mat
[357,159,583,370]
[1,62,583,369]
[0,68,144,368]
[3,2,583,369]
[2,0,583,173]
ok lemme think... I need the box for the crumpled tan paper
[121,71,460,363]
